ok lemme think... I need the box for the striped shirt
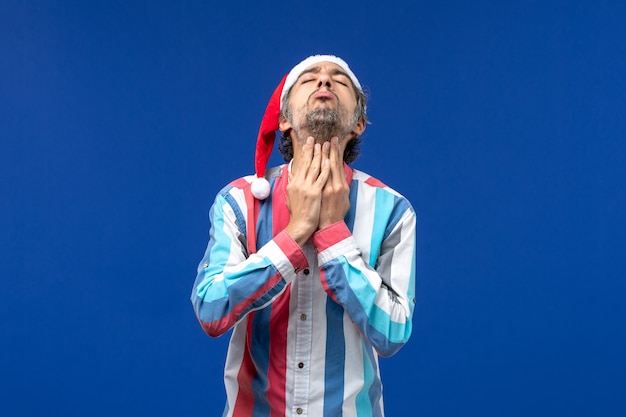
[191,163,417,417]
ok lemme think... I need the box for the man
[191,55,416,417]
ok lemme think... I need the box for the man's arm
[190,190,308,337]
[312,137,416,357]
[313,194,417,358]
[192,136,332,337]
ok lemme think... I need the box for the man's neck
[289,132,348,174]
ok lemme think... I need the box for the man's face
[280,62,364,144]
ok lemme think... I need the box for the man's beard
[307,108,343,142]
[290,106,353,143]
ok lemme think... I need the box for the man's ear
[279,116,292,132]
[351,119,366,137]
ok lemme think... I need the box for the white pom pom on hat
[250,55,363,200]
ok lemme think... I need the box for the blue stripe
[383,196,412,241]
[355,339,374,416]
[344,181,359,232]
[238,277,287,320]
[364,341,383,417]
[256,188,274,248]
[223,192,247,239]
[323,298,346,417]
[249,308,272,417]
[368,304,412,344]
[369,188,395,266]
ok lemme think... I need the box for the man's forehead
[298,61,349,77]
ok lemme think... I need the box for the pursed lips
[310,89,337,102]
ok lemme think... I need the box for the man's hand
[319,137,350,230]
[285,137,331,246]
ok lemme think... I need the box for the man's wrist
[285,223,314,247]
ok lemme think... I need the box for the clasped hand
[285,136,350,247]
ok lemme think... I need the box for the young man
[191,55,417,417]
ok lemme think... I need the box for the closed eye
[333,75,350,87]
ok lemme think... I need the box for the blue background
[2,1,625,415]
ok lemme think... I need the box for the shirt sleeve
[311,205,417,357]
[190,191,309,337]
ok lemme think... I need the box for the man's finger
[316,158,331,187]
[329,137,344,185]
[307,142,323,181]
[293,136,315,181]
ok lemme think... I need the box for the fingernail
[307,136,314,145]
[332,137,339,144]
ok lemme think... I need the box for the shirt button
[303,268,310,275]
[300,313,307,321]
[296,408,303,414]
[298,362,304,369]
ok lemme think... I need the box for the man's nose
[317,73,332,88]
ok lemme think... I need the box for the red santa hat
[251,55,363,199]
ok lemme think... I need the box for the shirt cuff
[312,221,357,264]
[272,229,309,278]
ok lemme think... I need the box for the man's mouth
[311,90,336,101]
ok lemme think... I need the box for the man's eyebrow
[297,66,351,80]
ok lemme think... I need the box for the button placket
[292,243,315,415]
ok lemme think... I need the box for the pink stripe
[229,177,250,188]
[271,169,289,231]
[268,172,290,416]
[312,221,351,252]
[365,176,386,188]
[245,185,258,254]
[232,314,257,416]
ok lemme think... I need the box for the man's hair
[278,81,369,164]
